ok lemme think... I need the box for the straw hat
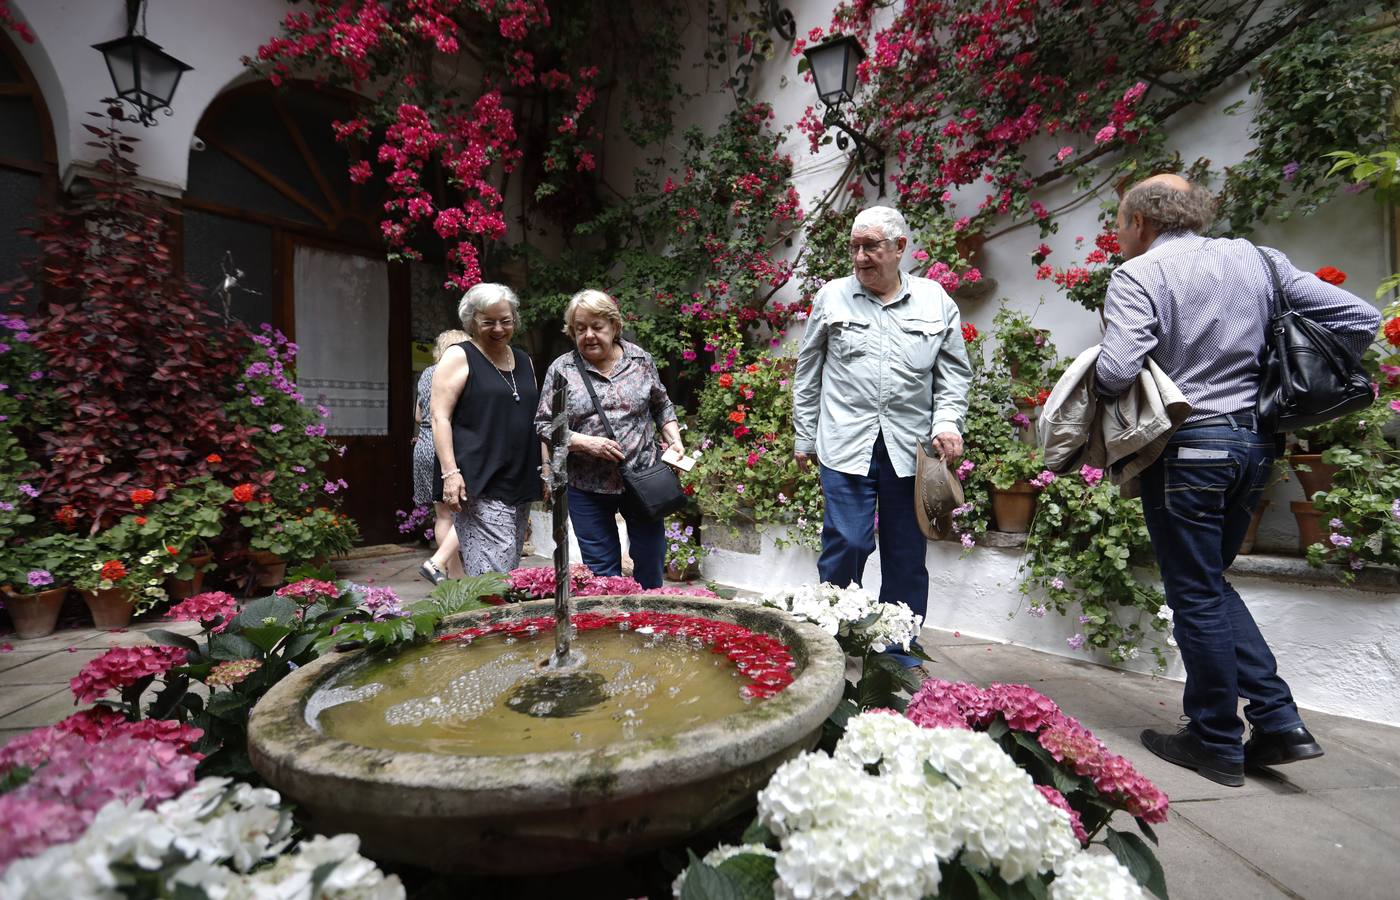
[915,439,963,541]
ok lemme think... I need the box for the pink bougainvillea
[69,646,190,703]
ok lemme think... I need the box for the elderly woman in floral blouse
[534,289,683,588]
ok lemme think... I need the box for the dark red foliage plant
[1,109,259,532]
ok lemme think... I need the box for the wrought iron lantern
[93,0,192,127]
[802,35,885,192]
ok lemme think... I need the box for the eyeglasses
[848,239,894,257]
[475,318,515,330]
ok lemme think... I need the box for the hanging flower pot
[80,587,137,629]
[166,553,213,601]
[2,586,70,639]
[990,482,1037,533]
[1289,453,1338,500]
[249,550,287,589]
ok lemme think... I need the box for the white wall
[700,524,1400,728]
[10,0,289,194]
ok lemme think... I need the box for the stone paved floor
[3,545,1398,899]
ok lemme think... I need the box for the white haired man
[793,205,973,663]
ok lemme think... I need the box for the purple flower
[269,423,284,433]
[1329,533,1352,548]
[305,424,327,438]
[1067,633,1085,650]
[28,371,43,381]
[1078,614,1092,624]
[1282,161,1300,182]
[1011,413,1031,429]
[27,570,53,587]
[682,350,697,361]
[1349,556,1364,571]
[956,460,975,481]
[0,343,9,353]
[18,483,39,498]
[292,465,306,474]
[249,395,265,407]
[1027,604,1047,618]
[1050,577,1065,590]
[735,484,745,494]
[298,483,310,493]
[245,362,270,378]
[0,383,8,392]
[317,404,331,418]
[960,532,975,549]
[1080,465,1104,487]
[1030,470,1056,488]
[0,500,12,512]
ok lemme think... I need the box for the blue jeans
[818,433,929,643]
[1139,421,1302,762]
[567,487,665,589]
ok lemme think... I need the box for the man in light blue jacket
[793,205,973,658]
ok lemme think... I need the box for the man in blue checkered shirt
[1097,174,1380,787]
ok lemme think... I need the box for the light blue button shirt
[793,272,973,478]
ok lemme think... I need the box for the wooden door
[285,238,410,544]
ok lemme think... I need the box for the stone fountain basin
[247,595,846,874]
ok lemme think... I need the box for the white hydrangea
[0,778,402,900]
[669,843,776,896]
[746,583,923,652]
[1051,852,1148,899]
[726,712,1082,900]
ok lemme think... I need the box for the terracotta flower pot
[1289,453,1338,500]
[250,551,287,589]
[990,482,1038,533]
[664,561,700,583]
[166,553,213,601]
[1237,500,1270,556]
[81,587,136,629]
[3,585,69,639]
[1289,500,1327,554]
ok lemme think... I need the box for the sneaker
[418,559,446,586]
[1140,726,1245,787]
[1245,725,1324,769]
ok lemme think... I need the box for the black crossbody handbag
[573,351,688,521]
[1254,248,1374,432]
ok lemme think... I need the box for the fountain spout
[547,377,576,669]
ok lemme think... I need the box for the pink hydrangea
[276,579,340,604]
[984,682,1064,732]
[70,646,189,702]
[0,732,198,866]
[165,590,239,632]
[43,708,203,755]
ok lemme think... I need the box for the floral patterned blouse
[534,341,678,494]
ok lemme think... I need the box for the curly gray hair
[457,283,521,336]
[1120,179,1216,234]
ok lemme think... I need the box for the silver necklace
[475,341,519,401]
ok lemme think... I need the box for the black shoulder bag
[573,351,687,521]
[1254,248,1374,432]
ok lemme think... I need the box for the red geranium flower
[54,505,78,529]
[231,483,255,503]
[728,409,747,424]
[1385,317,1400,348]
[718,373,734,388]
[745,363,760,373]
[733,425,750,438]
[962,322,979,342]
[206,453,223,465]
[99,560,127,582]
[130,488,155,506]
[134,516,147,525]
[1315,266,1347,286]
[166,545,180,555]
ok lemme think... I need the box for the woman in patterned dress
[430,284,547,579]
[533,289,684,588]
[413,329,467,583]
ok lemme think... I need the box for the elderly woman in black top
[534,289,683,588]
[430,283,545,578]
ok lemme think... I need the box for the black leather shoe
[1245,725,1324,769]
[1140,727,1245,786]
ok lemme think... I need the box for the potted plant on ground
[663,518,709,581]
[0,532,91,639]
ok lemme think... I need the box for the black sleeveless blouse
[441,341,539,505]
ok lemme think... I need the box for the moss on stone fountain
[247,594,845,874]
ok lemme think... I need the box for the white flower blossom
[741,584,922,652]
[1051,852,1147,899]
